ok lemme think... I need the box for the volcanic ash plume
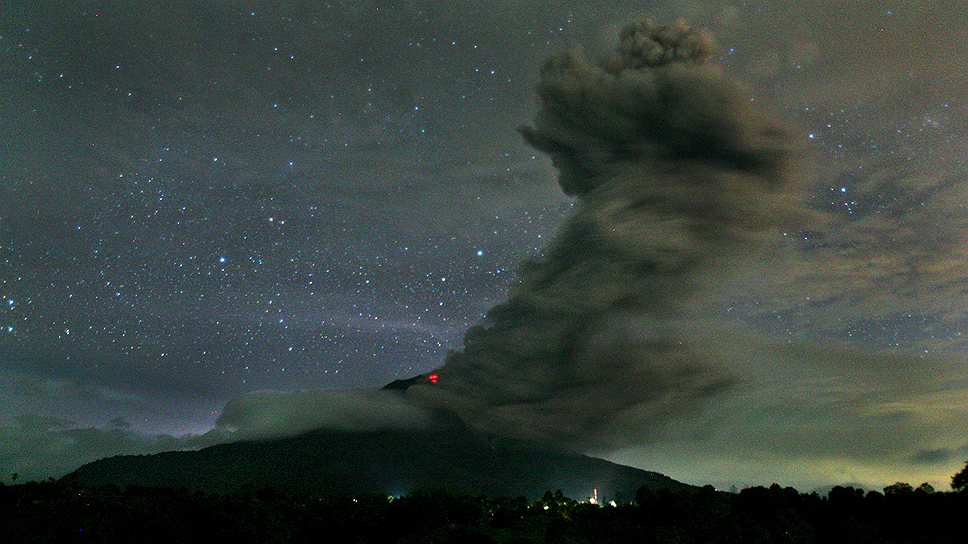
[411,20,803,449]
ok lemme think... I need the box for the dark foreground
[1,479,965,544]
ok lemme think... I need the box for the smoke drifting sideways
[410,20,804,450]
[214,390,438,440]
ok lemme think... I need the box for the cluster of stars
[0,3,960,433]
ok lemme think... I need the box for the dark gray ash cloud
[411,20,804,449]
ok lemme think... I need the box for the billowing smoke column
[411,20,803,450]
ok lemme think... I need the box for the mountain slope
[66,426,691,499]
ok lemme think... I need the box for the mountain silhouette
[66,424,691,499]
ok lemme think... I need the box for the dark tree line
[952,461,968,492]
[1,462,966,543]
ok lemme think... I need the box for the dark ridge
[382,373,435,390]
[65,425,691,499]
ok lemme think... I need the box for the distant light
[476,249,484,256]
[840,187,847,193]
[808,133,816,139]
[427,373,439,384]
[219,256,226,263]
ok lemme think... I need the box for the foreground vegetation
[1,466,966,543]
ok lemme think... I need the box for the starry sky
[1,1,965,489]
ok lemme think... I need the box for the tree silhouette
[2,479,968,543]
[883,482,914,496]
[952,461,968,492]
[915,482,935,494]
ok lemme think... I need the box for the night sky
[1,1,965,490]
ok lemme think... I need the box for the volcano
[66,423,689,499]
